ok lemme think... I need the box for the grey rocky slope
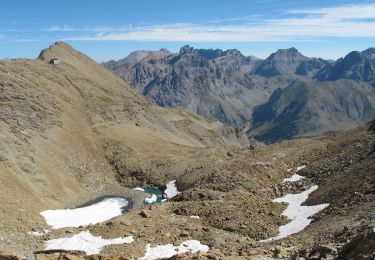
[103,46,375,142]
[249,80,375,142]
[104,46,295,127]
[316,48,375,86]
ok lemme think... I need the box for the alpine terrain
[0,42,374,259]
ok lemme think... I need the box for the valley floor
[2,123,375,259]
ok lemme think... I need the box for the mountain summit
[253,47,308,77]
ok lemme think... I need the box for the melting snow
[40,197,129,229]
[262,185,329,241]
[27,229,50,236]
[45,231,133,255]
[164,180,179,199]
[283,174,305,183]
[140,240,209,260]
[296,165,306,172]
[144,194,158,204]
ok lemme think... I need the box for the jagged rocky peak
[344,51,363,64]
[316,47,375,83]
[272,47,306,61]
[178,45,244,60]
[362,47,375,57]
[253,47,309,77]
[179,45,196,55]
[224,49,243,56]
[159,48,168,52]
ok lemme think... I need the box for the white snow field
[282,174,305,183]
[40,197,129,229]
[140,240,209,260]
[164,180,179,199]
[262,185,329,241]
[45,231,134,255]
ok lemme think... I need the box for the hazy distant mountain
[316,48,375,85]
[249,80,375,142]
[104,46,375,142]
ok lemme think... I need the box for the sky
[1,0,375,62]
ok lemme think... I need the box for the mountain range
[1,42,375,259]
[104,46,375,142]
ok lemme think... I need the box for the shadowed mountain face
[249,80,375,142]
[104,45,375,142]
[316,48,375,85]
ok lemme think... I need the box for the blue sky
[1,0,375,61]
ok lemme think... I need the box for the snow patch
[41,198,129,229]
[45,231,133,255]
[190,215,200,219]
[144,194,158,204]
[296,165,306,172]
[140,240,209,260]
[133,187,145,192]
[282,174,305,183]
[262,185,329,241]
[164,180,179,199]
[28,229,50,236]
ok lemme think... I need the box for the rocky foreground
[0,43,374,259]
[1,120,374,259]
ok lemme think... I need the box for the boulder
[0,251,21,260]
[140,210,150,218]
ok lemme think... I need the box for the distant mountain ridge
[316,48,375,85]
[249,80,375,142]
[103,45,375,142]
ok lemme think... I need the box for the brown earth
[0,42,374,259]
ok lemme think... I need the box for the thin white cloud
[209,15,263,23]
[59,3,375,42]
[0,34,6,39]
[13,38,41,42]
[46,25,75,32]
